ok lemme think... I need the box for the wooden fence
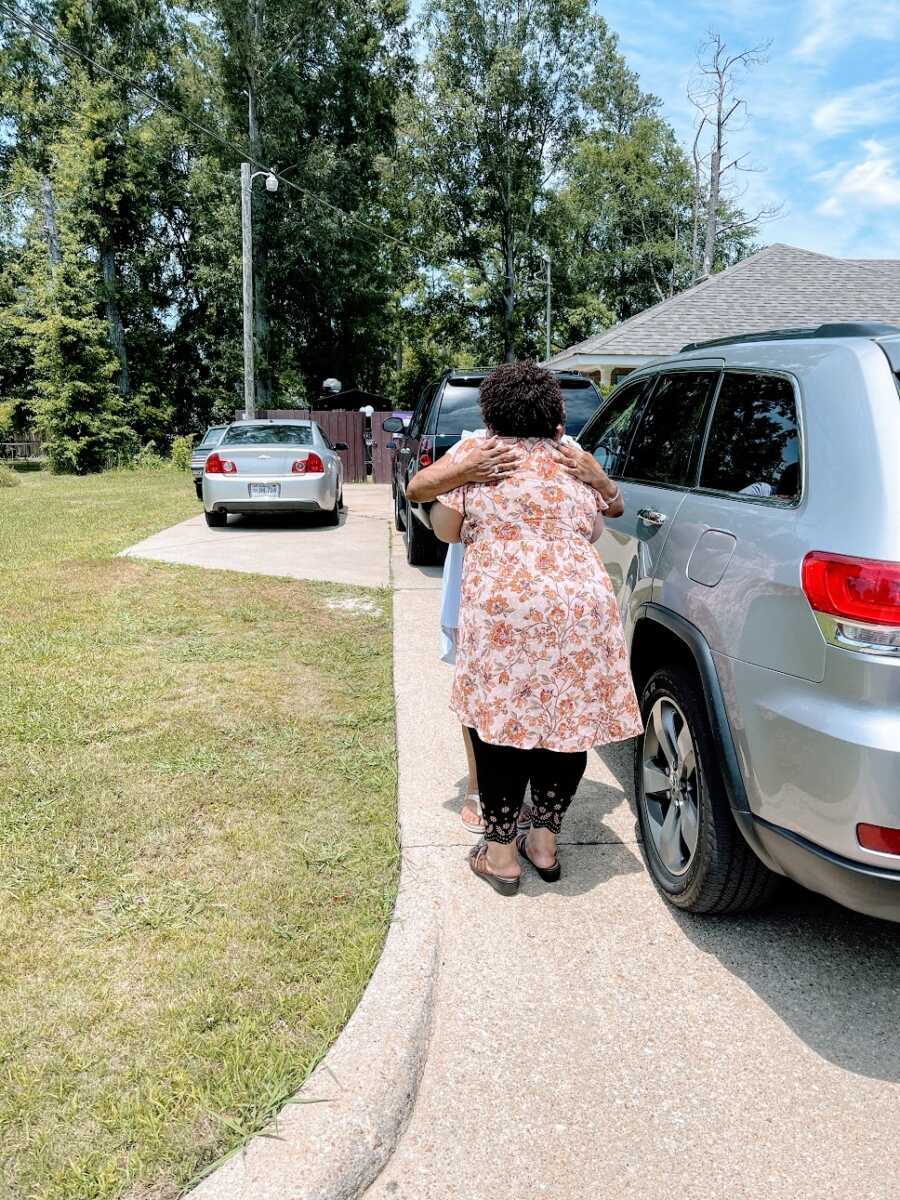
[1,438,43,461]
[236,408,399,484]
[370,411,396,485]
[249,409,368,482]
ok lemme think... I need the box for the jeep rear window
[434,380,601,438]
[197,427,225,448]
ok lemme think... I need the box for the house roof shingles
[547,244,900,364]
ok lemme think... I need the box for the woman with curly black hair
[430,361,642,894]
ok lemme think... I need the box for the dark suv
[384,367,605,565]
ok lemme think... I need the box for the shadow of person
[521,841,643,899]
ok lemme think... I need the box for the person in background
[426,361,641,894]
[407,434,519,832]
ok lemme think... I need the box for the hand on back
[461,436,522,484]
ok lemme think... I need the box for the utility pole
[241,162,255,419]
[240,163,278,420]
[542,253,552,362]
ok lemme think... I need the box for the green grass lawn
[0,468,398,1200]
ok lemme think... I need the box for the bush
[131,443,169,472]
[104,443,169,473]
[170,434,194,471]
[0,462,21,487]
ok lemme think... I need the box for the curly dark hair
[479,361,564,438]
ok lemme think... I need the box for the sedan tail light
[292,452,325,474]
[206,452,236,474]
[803,551,900,654]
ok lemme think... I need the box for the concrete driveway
[370,546,900,1200]
[121,483,393,589]
[134,491,900,1199]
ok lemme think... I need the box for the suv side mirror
[382,417,404,433]
[332,440,349,451]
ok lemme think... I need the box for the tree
[206,0,412,404]
[412,0,631,362]
[689,32,776,279]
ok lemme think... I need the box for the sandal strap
[470,842,518,883]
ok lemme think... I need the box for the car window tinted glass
[409,383,436,438]
[221,425,313,446]
[198,427,224,448]
[560,381,602,437]
[433,379,603,440]
[624,372,718,486]
[578,380,647,476]
[434,384,482,435]
[700,372,801,500]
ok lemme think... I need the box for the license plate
[249,483,279,498]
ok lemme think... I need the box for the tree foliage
[0,0,763,469]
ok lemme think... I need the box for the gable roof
[546,244,900,365]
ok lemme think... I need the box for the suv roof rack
[447,365,583,379]
[680,322,900,353]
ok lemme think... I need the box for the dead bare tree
[689,33,778,280]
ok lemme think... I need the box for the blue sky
[600,0,900,259]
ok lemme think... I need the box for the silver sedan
[202,420,347,528]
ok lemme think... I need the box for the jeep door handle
[637,507,667,527]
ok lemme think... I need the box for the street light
[541,252,552,363]
[240,163,279,419]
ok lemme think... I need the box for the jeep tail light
[419,437,434,468]
[292,452,325,474]
[206,452,235,474]
[803,551,900,655]
[857,823,900,855]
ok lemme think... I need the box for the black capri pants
[468,727,588,844]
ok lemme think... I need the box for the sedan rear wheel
[323,490,341,526]
[204,508,227,528]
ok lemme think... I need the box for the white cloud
[794,0,900,62]
[817,140,900,216]
[812,78,900,136]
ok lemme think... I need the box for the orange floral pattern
[440,435,642,753]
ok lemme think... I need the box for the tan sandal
[517,803,533,832]
[468,843,520,896]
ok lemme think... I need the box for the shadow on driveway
[596,740,900,1083]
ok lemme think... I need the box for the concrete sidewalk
[120,483,392,589]
[369,541,900,1200]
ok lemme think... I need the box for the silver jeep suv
[578,323,900,922]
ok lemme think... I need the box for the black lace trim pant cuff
[468,728,588,844]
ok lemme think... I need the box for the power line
[0,0,423,259]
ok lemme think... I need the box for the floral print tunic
[439,435,642,753]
